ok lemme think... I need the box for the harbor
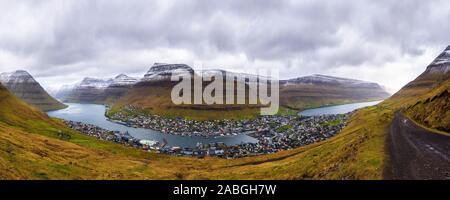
[46,101,382,158]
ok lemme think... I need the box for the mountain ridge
[56,62,391,120]
[0,70,66,111]
[0,46,448,180]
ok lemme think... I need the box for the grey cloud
[0,0,449,90]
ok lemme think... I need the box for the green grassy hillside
[0,71,66,111]
[403,82,449,133]
[111,77,390,121]
[1,47,448,179]
[2,81,389,179]
[109,80,263,121]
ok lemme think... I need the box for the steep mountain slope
[380,47,450,179]
[214,45,449,180]
[110,63,262,120]
[0,70,66,111]
[52,84,75,100]
[280,74,391,110]
[142,63,194,81]
[1,80,381,180]
[111,63,389,120]
[65,77,112,103]
[102,74,139,103]
[0,83,189,179]
[398,46,450,132]
[403,87,449,132]
[0,81,375,180]
[210,45,448,180]
[1,46,448,180]
[65,74,138,104]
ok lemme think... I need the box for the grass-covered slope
[0,78,445,180]
[403,81,449,133]
[0,81,390,180]
[109,80,262,121]
[8,83,67,112]
[111,79,389,121]
[0,83,221,179]
[399,56,450,133]
[1,45,448,179]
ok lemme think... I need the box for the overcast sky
[0,0,449,93]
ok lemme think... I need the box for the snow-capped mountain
[201,69,272,83]
[0,70,38,84]
[77,77,113,88]
[281,74,381,88]
[71,74,138,90]
[65,74,139,103]
[279,74,391,110]
[141,63,274,83]
[401,45,450,91]
[110,74,139,86]
[142,63,195,82]
[427,45,450,74]
[65,77,113,103]
[0,70,66,111]
[52,84,75,100]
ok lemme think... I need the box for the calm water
[298,100,383,116]
[47,101,382,148]
[47,103,258,148]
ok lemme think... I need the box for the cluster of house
[109,105,254,137]
[62,104,351,158]
[63,121,142,147]
[109,106,347,139]
[144,110,348,158]
[71,106,350,158]
[157,143,227,158]
[62,120,230,158]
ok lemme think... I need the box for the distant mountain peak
[11,69,31,75]
[147,63,194,73]
[78,77,112,88]
[114,74,130,79]
[282,74,383,89]
[201,69,271,82]
[0,70,36,84]
[111,74,138,86]
[309,74,368,82]
[142,63,194,81]
[286,74,368,83]
[0,69,65,111]
[427,45,450,74]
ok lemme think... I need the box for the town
[108,105,348,138]
[62,108,350,158]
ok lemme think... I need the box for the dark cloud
[0,0,449,91]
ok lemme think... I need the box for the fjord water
[47,103,258,148]
[47,101,382,148]
[298,100,383,116]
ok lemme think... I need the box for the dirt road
[385,112,450,180]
